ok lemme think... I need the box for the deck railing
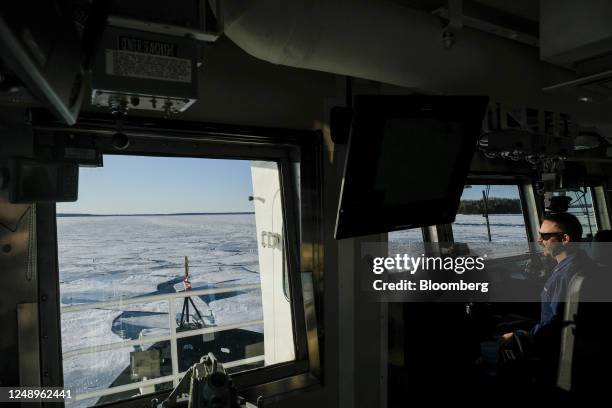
[61,284,264,402]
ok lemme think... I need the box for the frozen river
[57,214,263,407]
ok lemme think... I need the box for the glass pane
[453,185,529,258]
[57,156,295,407]
[388,228,424,260]
[551,188,598,239]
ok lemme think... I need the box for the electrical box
[91,26,199,115]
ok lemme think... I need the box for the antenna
[178,256,205,329]
[185,255,189,281]
[482,186,492,242]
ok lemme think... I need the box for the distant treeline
[458,198,522,214]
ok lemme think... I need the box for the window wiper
[482,186,492,242]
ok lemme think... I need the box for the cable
[0,206,31,233]
[563,189,594,236]
[566,189,586,207]
[576,190,594,236]
[482,185,492,242]
[567,194,580,207]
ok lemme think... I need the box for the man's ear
[562,233,572,243]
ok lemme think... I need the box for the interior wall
[0,202,38,387]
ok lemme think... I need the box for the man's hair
[543,212,583,242]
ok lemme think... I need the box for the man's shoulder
[573,251,603,272]
[558,252,605,288]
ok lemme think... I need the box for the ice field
[57,214,263,406]
[389,213,596,258]
[388,214,532,258]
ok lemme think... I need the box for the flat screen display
[335,95,488,239]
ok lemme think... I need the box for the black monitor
[334,95,488,239]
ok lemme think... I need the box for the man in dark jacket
[501,212,599,387]
[532,213,586,336]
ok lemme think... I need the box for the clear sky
[57,155,256,214]
[57,156,525,214]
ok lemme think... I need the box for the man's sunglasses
[539,231,566,241]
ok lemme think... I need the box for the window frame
[35,112,323,407]
[449,176,532,249]
[592,184,612,231]
[550,187,599,238]
[544,180,611,239]
[389,176,534,259]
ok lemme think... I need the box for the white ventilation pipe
[221,0,574,102]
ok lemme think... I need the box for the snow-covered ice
[57,214,263,407]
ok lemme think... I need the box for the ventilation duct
[221,0,573,100]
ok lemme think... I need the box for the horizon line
[57,211,255,217]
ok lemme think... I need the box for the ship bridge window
[56,155,297,407]
[551,188,598,239]
[451,184,529,259]
[388,228,425,259]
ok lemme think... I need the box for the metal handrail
[62,284,265,402]
[63,319,264,359]
[62,284,262,313]
[75,374,175,402]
